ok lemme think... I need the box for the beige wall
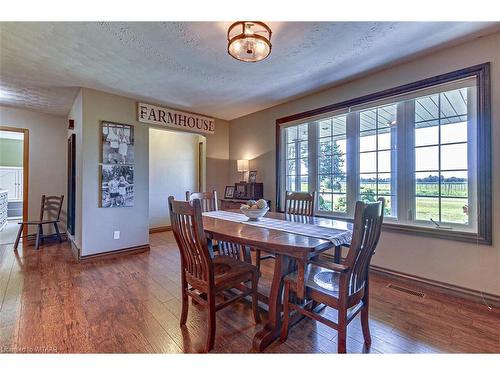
[229,31,500,295]
[0,105,68,234]
[75,88,230,256]
[149,128,202,228]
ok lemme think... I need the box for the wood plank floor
[1,231,499,353]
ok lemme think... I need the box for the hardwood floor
[1,231,499,353]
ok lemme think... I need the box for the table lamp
[237,159,249,182]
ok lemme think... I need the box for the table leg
[252,253,295,352]
[334,245,342,263]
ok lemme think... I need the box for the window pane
[360,109,377,132]
[298,124,308,140]
[415,125,438,147]
[360,133,376,152]
[319,139,332,155]
[441,89,467,118]
[286,127,298,143]
[441,143,467,170]
[319,120,332,138]
[319,175,332,192]
[415,94,439,122]
[287,160,296,174]
[299,141,308,158]
[377,150,392,173]
[441,171,468,198]
[377,104,397,129]
[332,194,347,213]
[300,158,308,175]
[360,152,376,173]
[415,146,438,171]
[332,176,346,193]
[319,193,333,211]
[441,198,469,224]
[287,175,296,192]
[286,143,296,159]
[300,176,309,192]
[441,121,467,144]
[360,174,377,202]
[379,195,393,216]
[416,197,439,221]
[377,130,392,150]
[377,173,392,196]
[415,172,439,197]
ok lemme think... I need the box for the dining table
[202,210,353,352]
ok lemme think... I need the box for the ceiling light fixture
[227,21,272,62]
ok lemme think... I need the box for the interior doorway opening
[148,127,206,234]
[0,127,29,245]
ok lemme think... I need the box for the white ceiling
[1,22,499,120]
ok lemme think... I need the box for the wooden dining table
[202,210,353,352]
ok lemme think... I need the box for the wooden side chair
[255,191,317,269]
[14,195,64,250]
[186,190,252,262]
[168,196,260,352]
[284,190,316,216]
[280,198,385,353]
[186,190,218,212]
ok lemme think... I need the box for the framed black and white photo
[100,164,134,208]
[224,185,235,199]
[101,121,134,164]
[249,170,257,183]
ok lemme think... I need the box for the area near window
[276,63,491,244]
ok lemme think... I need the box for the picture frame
[234,183,248,199]
[224,185,235,199]
[101,121,135,165]
[99,164,134,208]
[249,170,257,183]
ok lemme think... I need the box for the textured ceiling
[0,22,499,119]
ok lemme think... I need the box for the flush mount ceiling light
[227,21,272,62]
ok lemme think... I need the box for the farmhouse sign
[137,102,215,135]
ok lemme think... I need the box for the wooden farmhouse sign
[137,102,215,135]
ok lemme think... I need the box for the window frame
[275,63,491,245]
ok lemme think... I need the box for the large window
[278,64,491,243]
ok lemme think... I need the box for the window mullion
[346,111,359,218]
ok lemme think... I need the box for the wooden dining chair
[14,195,64,250]
[255,191,317,270]
[186,190,218,212]
[280,198,385,353]
[168,196,260,352]
[284,190,316,216]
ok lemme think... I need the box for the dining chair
[168,196,260,352]
[186,190,250,261]
[186,190,218,212]
[284,190,316,216]
[14,195,64,250]
[255,191,317,270]
[280,198,385,353]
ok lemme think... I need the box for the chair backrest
[186,190,218,212]
[40,195,64,222]
[344,198,385,296]
[284,191,316,216]
[168,196,213,289]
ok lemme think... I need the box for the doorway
[148,128,206,233]
[0,127,29,245]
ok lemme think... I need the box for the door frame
[0,126,29,236]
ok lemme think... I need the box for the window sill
[314,213,490,245]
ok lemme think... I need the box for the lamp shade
[237,159,249,172]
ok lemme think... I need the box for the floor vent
[387,284,425,298]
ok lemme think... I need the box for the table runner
[202,210,352,246]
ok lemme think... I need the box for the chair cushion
[285,264,341,299]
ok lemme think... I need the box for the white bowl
[240,207,269,221]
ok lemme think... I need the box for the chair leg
[35,224,42,250]
[205,294,216,353]
[337,307,347,354]
[252,272,261,324]
[54,222,63,243]
[280,281,291,342]
[255,249,261,270]
[180,287,189,326]
[14,223,23,250]
[361,303,371,346]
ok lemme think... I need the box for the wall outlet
[113,231,120,240]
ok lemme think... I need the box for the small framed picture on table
[249,170,257,183]
[224,185,235,199]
